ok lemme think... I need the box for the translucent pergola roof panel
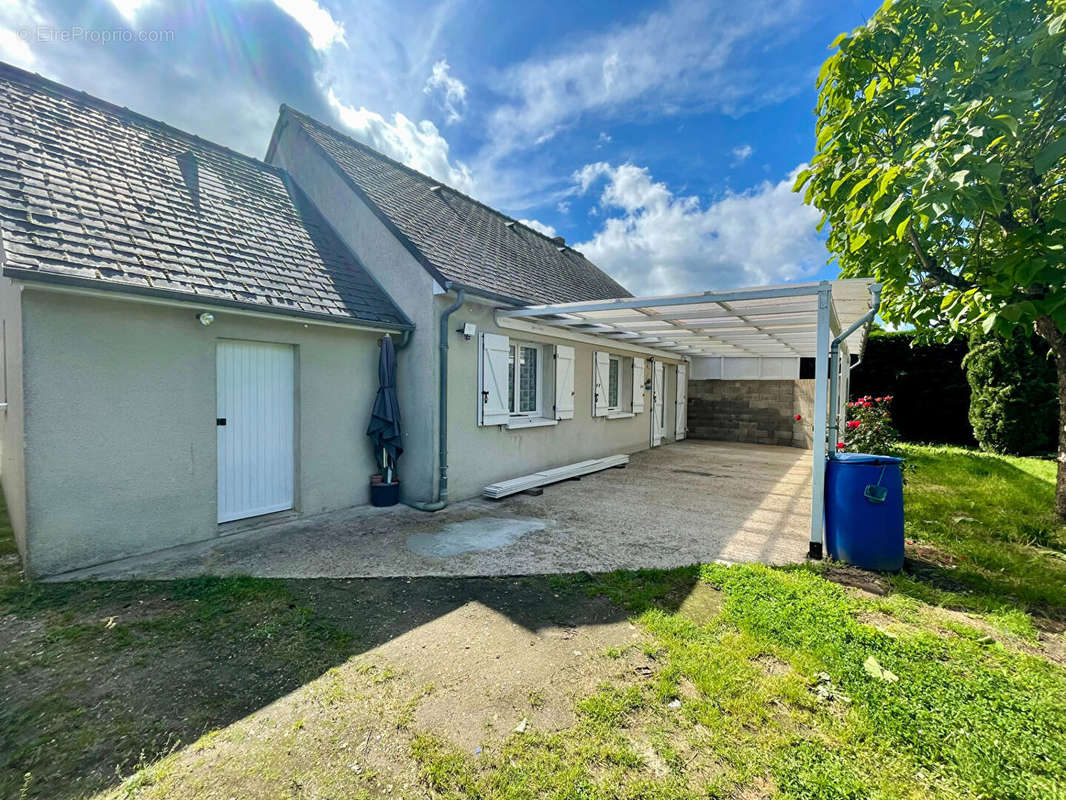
[497,279,876,358]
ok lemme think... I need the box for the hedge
[849,331,974,446]
[964,330,1058,456]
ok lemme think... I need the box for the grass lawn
[1,444,1065,799]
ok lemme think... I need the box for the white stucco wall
[19,287,384,576]
[0,277,28,559]
[444,298,684,501]
[268,124,441,503]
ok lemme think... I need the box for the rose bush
[839,395,902,456]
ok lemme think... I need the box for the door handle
[217,418,227,426]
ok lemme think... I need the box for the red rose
[874,397,883,402]
[836,441,846,449]
[794,414,802,421]
[862,401,872,408]
[846,420,861,429]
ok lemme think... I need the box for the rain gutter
[404,283,465,511]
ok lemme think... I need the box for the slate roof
[0,64,411,330]
[271,107,632,306]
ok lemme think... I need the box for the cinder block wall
[688,379,815,449]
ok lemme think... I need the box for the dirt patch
[0,573,664,799]
[822,564,890,597]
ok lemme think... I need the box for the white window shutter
[554,345,575,420]
[632,357,646,413]
[675,363,687,439]
[479,333,510,425]
[592,351,610,417]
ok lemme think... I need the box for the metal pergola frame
[496,279,879,557]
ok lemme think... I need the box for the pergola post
[809,283,832,559]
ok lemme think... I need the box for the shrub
[964,330,1057,456]
[838,396,902,456]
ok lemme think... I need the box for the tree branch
[906,220,976,290]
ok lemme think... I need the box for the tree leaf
[1034,136,1066,175]
[848,176,874,199]
[991,114,1018,137]
[792,169,813,192]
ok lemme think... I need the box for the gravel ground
[52,441,813,581]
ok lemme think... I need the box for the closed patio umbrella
[367,333,403,483]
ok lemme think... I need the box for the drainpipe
[827,283,882,451]
[405,284,465,511]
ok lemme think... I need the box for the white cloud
[0,0,40,67]
[109,0,151,23]
[572,162,825,295]
[519,218,558,238]
[731,144,754,163]
[272,0,346,50]
[423,58,467,124]
[0,26,34,67]
[486,0,806,158]
[326,88,474,195]
[556,200,570,214]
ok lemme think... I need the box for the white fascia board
[495,314,685,360]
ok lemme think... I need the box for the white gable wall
[268,124,441,504]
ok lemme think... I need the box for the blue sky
[0,0,880,295]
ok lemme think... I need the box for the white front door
[651,360,664,446]
[675,364,687,440]
[216,340,295,523]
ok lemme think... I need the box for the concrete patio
[54,440,813,581]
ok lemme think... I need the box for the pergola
[496,279,880,556]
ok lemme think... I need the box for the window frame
[508,340,543,420]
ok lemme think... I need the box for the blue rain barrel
[825,453,904,571]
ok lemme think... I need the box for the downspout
[827,283,882,450]
[405,284,465,511]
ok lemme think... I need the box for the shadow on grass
[0,545,699,800]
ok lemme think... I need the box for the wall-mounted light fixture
[197,312,214,326]
[458,322,476,341]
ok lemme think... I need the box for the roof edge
[4,266,414,332]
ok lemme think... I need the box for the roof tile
[279,108,631,305]
[0,65,409,329]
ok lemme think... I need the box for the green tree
[798,0,1066,518]
[965,329,1058,455]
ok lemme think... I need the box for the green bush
[964,331,1057,456]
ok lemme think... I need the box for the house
[263,105,691,507]
[0,64,692,576]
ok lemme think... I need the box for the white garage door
[216,340,295,523]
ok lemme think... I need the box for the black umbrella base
[371,481,400,507]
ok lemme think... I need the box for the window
[508,342,542,417]
[608,356,620,410]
